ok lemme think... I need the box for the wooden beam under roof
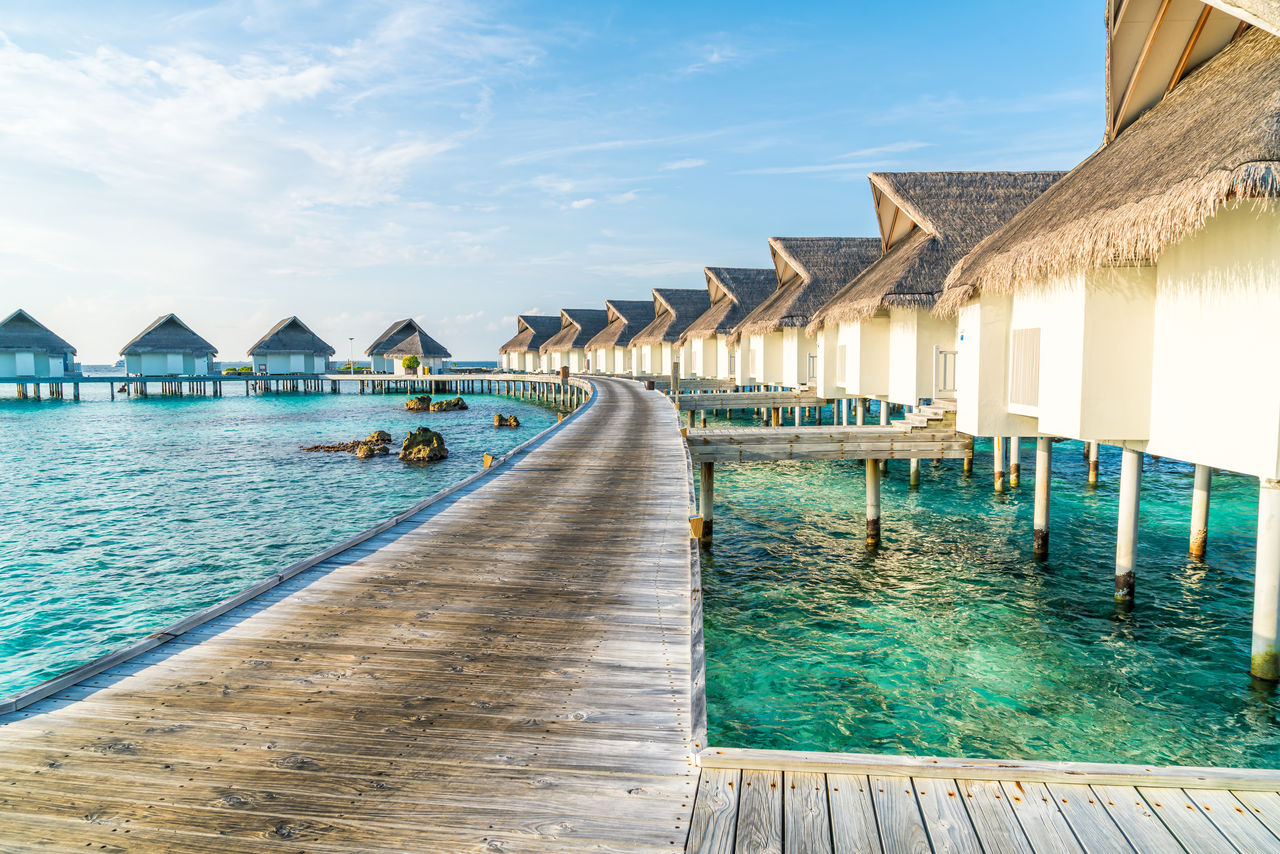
[1111,0,1174,140]
[1167,3,1213,92]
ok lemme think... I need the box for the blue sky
[0,0,1102,362]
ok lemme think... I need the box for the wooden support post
[1034,437,1052,559]
[963,447,973,476]
[865,459,882,547]
[73,383,79,401]
[993,436,1006,493]
[1009,436,1021,487]
[772,407,782,426]
[1252,480,1280,680]
[909,457,920,488]
[1115,448,1143,604]
[699,461,714,541]
[1190,464,1212,559]
[688,409,696,429]
[1088,441,1099,486]
[701,411,707,428]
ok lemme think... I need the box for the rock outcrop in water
[404,396,432,412]
[399,427,448,462]
[429,397,467,413]
[303,430,395,457]
[494,414,520,428]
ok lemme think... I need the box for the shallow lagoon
[0,383,557,696]
[701,427,1280,769]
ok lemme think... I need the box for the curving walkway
[0,376,698,853]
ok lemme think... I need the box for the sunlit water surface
[700,410,1280,768]
[0,378,556,696]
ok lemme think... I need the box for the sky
[0,0,1104,363]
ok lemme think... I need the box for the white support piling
[1034,437,1052,559]
[1252,480,1280,680]
[855,397,865,426]
[1009,436,1021,488]
[1115,448,1143,603]
[1088,441,1099,486]
[909,458,920,488]
[994,436,1006,493]
[865,458,881,547]
[1190,464,1212,559]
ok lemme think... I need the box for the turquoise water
[0,381,558,697]
[700,416,1280,769]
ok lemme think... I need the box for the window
[807,353,817,380]
[1010,328,1041,407]
[727,349,736,373]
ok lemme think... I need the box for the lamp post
[348,338,354,376]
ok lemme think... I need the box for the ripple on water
[0,387,559,696]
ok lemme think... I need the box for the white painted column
[855,398,865,426]
[1087,441,1099,487]
[865,459,881,547]
[1115,448,1143,603]
[993,436,1006,493]
[699,462,715,542]
[879,400,889,426]
[1009,436,1021,488]
[1252,479,1280,680]
[1034,437,1052,559]
[909,458,920,488]
[1190,464,1212,559]
[795,406,801,427]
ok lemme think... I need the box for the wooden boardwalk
[0,376,700,852]
[686,754,1280,853]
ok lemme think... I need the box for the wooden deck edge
[0,378,598,717]
[695,746,1280,791]
[680,403,708,752]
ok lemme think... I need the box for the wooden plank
[1091,785,1184,853]
[785,771,833,854]
[688,768,741,854]
[915,777,983,853]
[957,779,1034,854]
[827,774,883,854]
[1232,790,1280,839]
[997,780,1084,854]
[1135,787,1234,853]
[699,748,1280,793]
[1044,783,1135,854]
[868,776,930,854]
[1186,788,1280,852]
[736,769,783,854]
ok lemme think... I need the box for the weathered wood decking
[0,376,700,852]
[687,755,1280,853]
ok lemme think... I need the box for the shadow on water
[697,428,1280,768]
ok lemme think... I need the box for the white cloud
[836,141,930,159]
[566,198,595,209]
[660,158,706,171]
[608,190,641,204]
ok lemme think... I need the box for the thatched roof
[0,309,75,354]
[248,316,336,357]
[729,238,881,343]
[939,27,1280,314]
[366,318,451,359]
[629,288,712,346]
[584,299,657,351]
[678,268,778,344]
[808,172,1064,331]
[540,308,610,353]
[498,315,560,354]
[120,314,217,356]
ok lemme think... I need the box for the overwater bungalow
[247,316,334,375]
[937,7,1280,678]
[120,313,217,376]
[806,172,1063,417]
[497,315,560,373]
[0,309,77,378]
[366,318,450,375]
[539,308,608,373]
[583,299,655,376]
[627,289,711,378]
[676,268,776,381]
[728,238,880,389]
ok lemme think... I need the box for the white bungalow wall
[749,333,784,386]
[780,327,818,389]
[887,308,957,407]
[0,351,68,378]
[813,326,841,398]
[1148,204,1280,479]
[715,336,733,381]
[955,294,1040,438]
[837,317,890,399]
[689,337,717,379]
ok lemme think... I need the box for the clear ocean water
[698,408,1280,769]
[0,370,557,697]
